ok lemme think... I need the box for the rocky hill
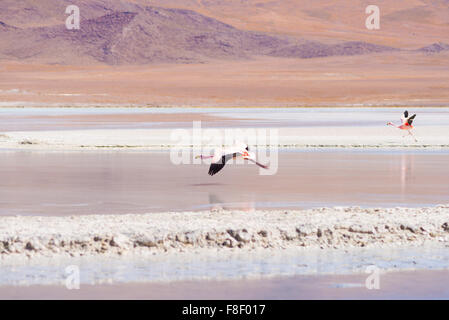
[0,0,446,65]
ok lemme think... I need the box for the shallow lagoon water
[0,149,448,216]
[1,107,449,131]
[1,244,448,286]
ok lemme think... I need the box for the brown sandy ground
[1,52,449,107]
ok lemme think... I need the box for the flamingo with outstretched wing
[195,142,269,176]
[387,110,417,142]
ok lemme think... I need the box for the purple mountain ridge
[417,42,449,54]
[0,21,18,31]
[0,4,444,65]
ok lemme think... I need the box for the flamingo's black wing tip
[208,163,225,176]
[408,114,417,125]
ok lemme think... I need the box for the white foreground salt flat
[1,206,448,286]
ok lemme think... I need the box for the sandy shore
[1,126,449,150]
[1,206,448,261]
[2,269,449,299]
[2,53,449,107]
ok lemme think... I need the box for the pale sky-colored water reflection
[0,149,448,216]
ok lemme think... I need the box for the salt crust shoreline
[1,126,449,150]
[1,206,448,261]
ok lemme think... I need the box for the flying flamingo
[387,110,417,142]
[195,142,269,176]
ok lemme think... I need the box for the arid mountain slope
[145,0,449,48]
[0,2,399,65]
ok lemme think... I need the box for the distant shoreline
[2,127,449,150]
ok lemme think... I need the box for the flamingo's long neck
[387,122,399,128]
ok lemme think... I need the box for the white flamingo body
[196,142,269,176]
